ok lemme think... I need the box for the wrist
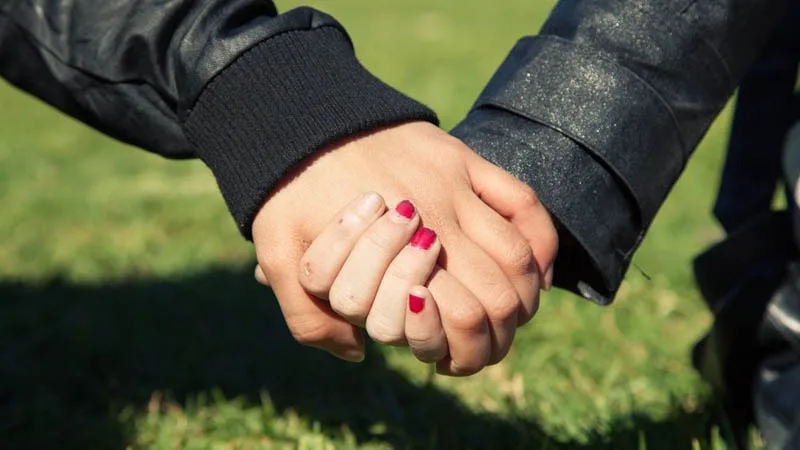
[182,27,438,239]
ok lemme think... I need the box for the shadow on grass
[0,264,717,450]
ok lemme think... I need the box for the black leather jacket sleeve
[0,1,437,237]
[452,0,787,304]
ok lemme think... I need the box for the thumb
[253,227,365,362]
[464,151,558,289]
[254,264,270,286]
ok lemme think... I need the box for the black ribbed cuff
[182,26,438,239]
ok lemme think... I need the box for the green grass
[0,1,758,448]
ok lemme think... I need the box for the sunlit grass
[0,1,757,448]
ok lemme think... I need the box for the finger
[437,229,519,366]
[465,151,559,289]
[426,266,491,376]
[329,200,420,326]
[298,192,386,298]
[366,227,440,345]
[255,264,270,286]
[456,195,539,325]
[256,229,365,362]
[405,285,448,363]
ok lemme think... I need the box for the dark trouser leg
[713,3,800,233]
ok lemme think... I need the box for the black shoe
[692,211,798,449]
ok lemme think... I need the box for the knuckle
[407,333,437,350]
[412,348,444,364]
[448,360,485,377]
[484,287,520,323]
[254,265,269,285]
[259,255,284,278]
[366,320,403,345]
[447,304,487,334]
[408,334,447,363]
[329,287,369,322]
[502,238,536,275]
[385,259,416,282]
[288,320,333,347]
[514,183,540,209]
[297,257,334,295]
[436,134,468,158]
[337,210,369,235]
[362,228,394,251]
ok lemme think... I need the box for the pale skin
[251,121,558,376]
[265,193,450,362]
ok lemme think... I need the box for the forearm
[0,0,437,236]
[453,0,787,303]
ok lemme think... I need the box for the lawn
[0,1,750,449]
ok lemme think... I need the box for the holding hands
[252,122,557,375]
[292,193,448,364]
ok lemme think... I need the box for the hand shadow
[0,264,716,450]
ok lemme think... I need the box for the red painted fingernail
[409,294,425,314]
[395,200,415,219]
[410,227,437,250]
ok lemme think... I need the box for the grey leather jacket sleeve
[0,1,436,236]
[453,0,787,304]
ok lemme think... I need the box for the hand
[252,122,557,375]
[255,219,450,366]
[257,191,449,362]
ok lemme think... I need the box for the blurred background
[0,1,756,448]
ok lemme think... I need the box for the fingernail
[410,227,437,250]
[357,192,383,216]
[394,200,416,220]
[543,265,554,291]
[334,348,365,363]
[409,294,425,314]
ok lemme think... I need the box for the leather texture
[0,1,344,158]
[454,0,787,303]
[0,0,790,301]
[5,2,800,446]
[0,1,437,239]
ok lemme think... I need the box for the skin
[251,121,558,376]
[296,192,448,360]
[405,285,448,363]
